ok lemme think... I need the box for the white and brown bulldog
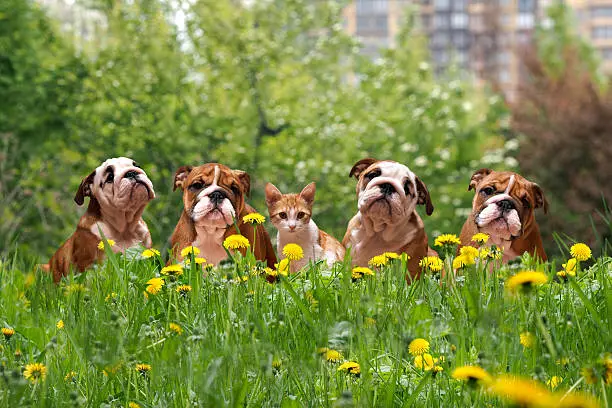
[459,168,548,262]
[342,158,434,279]
[170,163,277,267]
[45,157,155,282]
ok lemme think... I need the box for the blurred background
[1,0,610,260]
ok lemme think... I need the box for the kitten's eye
[105,172,114,183]
[279,212,288,219]
[189,182,205,192]
[297,211,305,219]
[231,185,241,195]
[480,187,495,196]
[365,169,381,181]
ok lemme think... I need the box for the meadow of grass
[0,237,610,407]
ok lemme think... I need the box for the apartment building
[567,0,612,71]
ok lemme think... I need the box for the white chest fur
[277,219,324,272]
[90,220,150,252]
[192,225,228,266]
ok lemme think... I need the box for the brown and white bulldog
[342,158,434,279]
[459,168,548,262]
[45,157,155,282]
[170,163,277,267]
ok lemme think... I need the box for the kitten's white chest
[277,220,323,272]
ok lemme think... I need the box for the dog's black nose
[124,170,139,179]
[499,199,515,212]
[379,183,395,196]
[209,190,227,205]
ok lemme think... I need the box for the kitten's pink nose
[289,225,296,231]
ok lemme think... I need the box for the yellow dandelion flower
[352,266,375,279]
[105,292,118,303]
[581,366,598,384]
[161,264,184,277]
[432,365,444,375]
[64,371,77,382]
[556,270,569,282]
[506,271,548,292]
[414,353,437,370]
[265,267,278,278]
[452,365,492,384]
[365,317,376,327]
[471,233,489,245]
[169,323,183,335]
[408,338,430,356]
[369,254,389,267]
[135,363,152,374]
[2,327,15,339]
[283,243,304,261]
[546,376,562,390]
[489,376,554,407]
[520,332,535,349]
[64,283,87,295]
[97,239,116,250]
[128,403,141,408]
[141,248,160,258]
[459,245,479,259]
[419,256,443,272]
[434,234,461,247]
[223,234,250,250]
[145,277,164,295]
[275,259,290,276]
[383,252,401,260]
[176,284,192,296]
[555,393,599,408]
[570,243,591,261]
[23,363,47,383]
[243,213,266,224]
[185,257,207,265]
[604,354,612,385]
[272,359,282,370]
[180,246,200,258]
[562,258,577,276]
[556,357,570,366]
[478,247,491,259]
[338,361,361,375]
[324,349,343,362]
[56,320,64,329]
[453,254,475,270]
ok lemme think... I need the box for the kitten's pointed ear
[299,182,316,205]
[74,170,96,206]
[349,158,378,179]
[265,183,283,206]
[173,165,193,192]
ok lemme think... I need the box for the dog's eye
[279,212,288,220]
[522,197,531,209]
[189,182,205,191]
[365,169,381,181]
[481,187,495,196]
[404,180,412,196]
[105,172,114,183]
[231,185,241,195]
[297,211,305,219]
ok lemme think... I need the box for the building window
[452,31,469,47]
[591,7,612,18]
[421,14,432,30]
[433,49,449,64]
[434,14,448,29]
[356,0,388,14]
[592,26,612,39]
[453,0,468,10]
[356,15,389,36]
[471,14,484,30]
[602,48,612,60]
[518,0,535,13]
[431,31,450,47]
[498,68,510,83]
[434,0,450,10]
[517,13,534,29]
[451,13,469,28]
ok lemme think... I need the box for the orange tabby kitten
[265,182,345,272]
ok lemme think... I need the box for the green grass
[0,245,610,407]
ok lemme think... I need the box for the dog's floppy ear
[415,176,434,216]
[349,158,378,179]
[468,168,493,191]
[233,170,251,197]
[532,182,548,214]
[265,182,283,206]
[74,170,96,206]
[173,165,193,191]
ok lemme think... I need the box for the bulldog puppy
[459,168,548,262]
[45,157,155,282]
[342,158,434,279]
[170,163,277,267]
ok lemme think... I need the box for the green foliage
[2,0,513,257]
[0,244,610,406]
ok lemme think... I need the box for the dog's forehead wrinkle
[377,161,415,181]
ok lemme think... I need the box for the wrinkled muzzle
[476,192,522,240]
[191,187,236,227]
[112,171,155,208]
[358,177,409,221]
